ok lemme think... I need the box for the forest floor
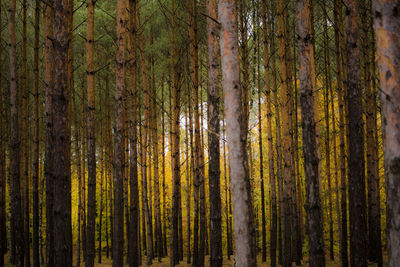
[4,253,385,266]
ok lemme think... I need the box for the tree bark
[9,1,25,266]
[344,0,368,266]
[295,0,326,266]
[113,0,127,265]
[373,1,400,266]
[207,1,222,266]
[218,1,257,266]
[86,1,96,266]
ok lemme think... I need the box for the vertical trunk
[333,1,348,265]
[295,0,326,266]
[113,0,127,265]
[277,0,292,265]
[218,1,257,266]
[322,4,334,259]
[21,0,31,264]
[73,81,82,267]
[362,1,382,264]
[185,94,191,264]
[373,1,400,266]
[137,3,153,264]
[222,126,232,259]
[262,2,277,265]
[98,92,104,264]
[161,81,167,258]
[170,0,181,264]
[0,2,4,265]
[207,1,222,266]
[128,1,140,266]
[86,1,96,266]
[9,0,25,265]
[43,0,54,265]
[344,1,368,266]
[32,0,41,266]
[106,76,113,260]
[53,0,72,264]
[81,74,87,262]
[188,0,203,266]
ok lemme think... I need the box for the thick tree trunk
[295,1,326,266]
[373,1,400,266]
[113,0,127,265]
[206,1,222,266]
[344,1,368,266]
[86,1,96,266]
[218,1,257,266]
[0,2,5,265]
[53,0,73,264]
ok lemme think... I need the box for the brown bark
[32,0,41,266]
[0,2,5,265]
[9,0,25,266]
[295,0,326,266]
[218,0,257,265]
[43,1,55,264]
[207,1,222,266]
[261,2,277,265]
[86,1,96,266]
[137,4,153,264]
[53,0,73,264]
[344,1,368,266]
[113,0,127,265]
[333,1,348,265]
[128,1,140,266]
[373,1,400,266]
[170,0,181,264]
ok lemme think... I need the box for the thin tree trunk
[218,1,257,265]
[98,92,104,264]
[295,0,326,266]
[0,1,5,265]
[207,1,222,266]
[373,1,400,266]
[185,95,191,264]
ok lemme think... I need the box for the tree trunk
[0,2,5,265]
[344,1,368,266]
[207,1,222,266]
[86,1,96,266]
[295,0,326,266]
[53,0,73,264]
[32,0,41,266]
[373,1,400,266]
[128,1,140,266]
[218,1,257,266]
[333,1,348,265]
[113,0,127,265]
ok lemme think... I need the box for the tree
[295,0,326,266]
[0,1,4,265]
[113,0,127,265]
[32,0,41,266]
[207,0,222,266]
[344,0,368,266]
[86,1,96,266]
[218,0,257,266]
[9,0,25,266]
[373,0,400,266]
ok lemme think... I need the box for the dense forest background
[0,0,399,266]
